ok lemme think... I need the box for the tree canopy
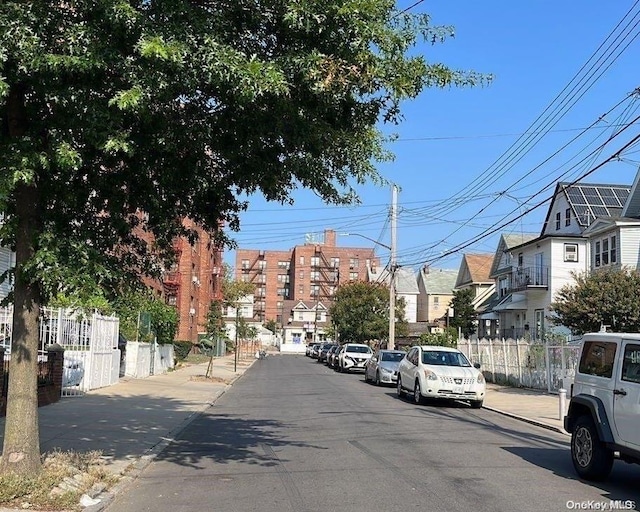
[0,1,488,475]
[330,281,407,344]
[550,269,640,334]
[449,288,476,338]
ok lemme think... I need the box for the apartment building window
[329,286,335,296]
[277,287,287,296]
[258,260,267,271]
[258,274,266,284]
[311,256,320,267]
[166,295,177,306]
[241,259,249,270]
[349,258,359,269]
[299,270,304,280]
[349,272,358,281]
[241,274,249,282]
[565,208,571,226]
[277,261,290,269]
[299,256,305,265]
[555,212,561,230]
[277,274,289,283]
[311,270,321,281]
[311,285,320,297]
[330,257,340,267]
[257,287,265,297]
[299,285,304,294]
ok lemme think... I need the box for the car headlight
[477,372,485,384]
[380,367,392,374]
[423,369,438,381]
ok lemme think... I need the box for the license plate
[453,386,463,394]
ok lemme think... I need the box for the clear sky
[224,0,640,274]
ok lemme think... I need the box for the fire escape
[162,239,184,307]
[241,250,268,321]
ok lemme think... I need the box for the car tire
[375,372,381,386]
[470,400,483,409]
[364,370,370,383]
[413,380,424,405]
[396,377,404,398]
[571,415,614,482]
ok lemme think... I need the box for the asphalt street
[106,355,640,512]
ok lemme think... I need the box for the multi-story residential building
[235,229,379,325]
[368,266,420,323]
[454,253,497,338]
[157,219,224,342]
[488,181,631,340]
[416,266,458,326]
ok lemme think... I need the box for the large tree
[0,2,487,474]
[330,281,407,344]
[550,269,640,334]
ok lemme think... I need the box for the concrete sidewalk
[483,382,569,435]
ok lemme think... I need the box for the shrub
[173,340,192,362]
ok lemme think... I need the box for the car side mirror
[474,363,481,369]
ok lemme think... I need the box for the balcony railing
[510,266,549,292]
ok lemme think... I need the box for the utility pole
[388,184,397,350]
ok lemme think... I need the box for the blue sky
[224,0,640,273]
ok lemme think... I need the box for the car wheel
[571,415,614,481]
[396,377,404,398]
[375,372,381,386]
[413,380,424,405]
[470,400,483,409]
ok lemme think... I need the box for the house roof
[542,182,631,233]
[368,266,419,294]
[455,253,494,288]
[489,232,538,278]
[419,268,458,295]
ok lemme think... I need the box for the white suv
[396,345,485,408]
[564,332,640,481]
[337,343,373,372]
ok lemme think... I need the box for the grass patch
[0,450,120,511]
[181,353,212,365]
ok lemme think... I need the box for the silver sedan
[364,349,406,386]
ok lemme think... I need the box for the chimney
[324,229,336,247]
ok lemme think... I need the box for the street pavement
[0,352,569,511]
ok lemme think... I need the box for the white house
[280,300,330,352]
[487,181,631,340]
[368,265,420,323]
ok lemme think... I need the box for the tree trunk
[0,84,43,475]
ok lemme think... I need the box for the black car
[317,343,337,363]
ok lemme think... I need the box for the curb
[483,405,570,436]
[84,363,254,512]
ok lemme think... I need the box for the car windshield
[347,345,371,353]
[421,350,471,367]
[381,352,405,362]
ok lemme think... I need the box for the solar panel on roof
[573,205,590,224]
[614,188,630,203]
[591,206,609,216]
[566,188,585,204]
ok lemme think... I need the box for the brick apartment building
[139,218,224,343]
[235,229,379,326]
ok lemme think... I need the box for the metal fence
[2,306,121,397]
[457,337,583,393]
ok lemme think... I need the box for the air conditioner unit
[189,308,196,316]
[192,276,200,286]
[566,252,578,262]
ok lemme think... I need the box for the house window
[434,296,439,305]
[298,313,304,320]
[564,243,578,262]
[565,208,571,226]
[555,212,561,230]
[517,252,523,267]
[499,277,509,297]
[611,236,617,263]
[594,235,616,268]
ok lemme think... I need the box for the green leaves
[137,36,185,63]
[551,269,640,334]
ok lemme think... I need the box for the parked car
[364,349,405,386]
[310,343,323,359]
[327,344,342,369]
[337,343,373,373]
[306,342,321,357]
[396,345,485,408]
[564,332,640,481]
[325,344,341,367]
[317,343,336,363]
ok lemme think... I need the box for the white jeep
[564,332,640,481]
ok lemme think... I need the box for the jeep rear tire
[571,415,614,481]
